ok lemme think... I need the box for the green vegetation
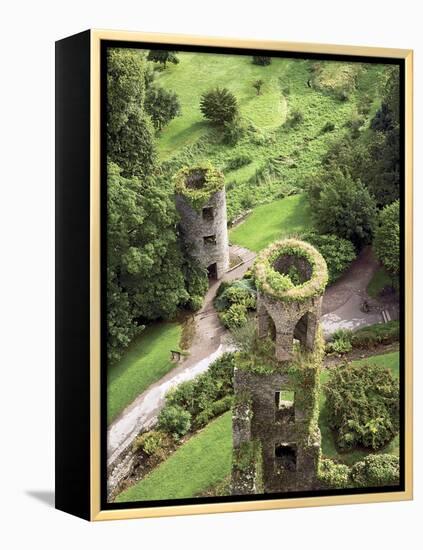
[318,454,400,489]
[230,194,312,252]
[325,361,399,450]
[351,321,399,349]
[374,200,400,287]
[253,238,328,302]
[367,267,393,298]
[107,323,181,424]
[214,279,257,329]
[307,171,377,249]
[319,351,400,465]
[161,353,235,431]
[173,162,225,210]
[116,412,232,502]
[350,454,400,487]
[200,87,239,125]
[300,233,356,284]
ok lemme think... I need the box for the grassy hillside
[229,193,312,252]
[152,53,388,222]
[108,323,181,424]
[116,411,232,502]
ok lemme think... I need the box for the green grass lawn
[367,266,393,298]
[229,194,312,252]
[319,351,400,465]
[116,412,232,502]
[155,53,288,157]
[108,323,182,424]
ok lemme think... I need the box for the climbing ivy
[253,239,328,303]
[173,162,225,210]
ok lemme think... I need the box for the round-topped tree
[174,162,229,280]
[253,238,328,361]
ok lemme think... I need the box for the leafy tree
[324,362,399,450]
[107,269,143,364]
[147,49,179,68]
[308,171,377,249]
[145,86,181,130]
[253,79,264,95]
[322,66,400,207]
[200,87,239,126]
[107,164,190,361]
[301,232,356,284]
[373,200,400,283]
[107,49,156,178]
[252,56,271,66]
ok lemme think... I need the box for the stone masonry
[175,169,229,280]
[232,239,328,495]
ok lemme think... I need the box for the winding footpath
[107,244,398,471]
[107,244,256,469]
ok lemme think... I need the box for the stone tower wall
[175,188,229,279]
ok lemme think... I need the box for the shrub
[351,454,400,487]
[318,458,351,488]
[158,405,191,439]
[188,295,203,311]
[147,50,179,68]
[286,109,304,128]
[194,396,234,428]
[219,303,248,329]
[253,79,264,95]
[325,362,399,450]
[326,329,353,355]
[200,87,239,126]
[351,321,399,349]
[301,232,356,284]
[252,56,271,66]
[223,115,246,145]
[322,121,336,133]
[132,430,171,460]
[225,154,252,171]
[214,279,257,312]
[165,353,235,422]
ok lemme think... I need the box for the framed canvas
[55,29,413,521]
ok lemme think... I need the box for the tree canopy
[374,200,400,282]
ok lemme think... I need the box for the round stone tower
[253,239,328,361]
[174,163,229,280]
[232,239,329,495]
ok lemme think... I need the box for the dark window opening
[203,234,217,245]
[207,263,218,280]
[275,443,297,471]
[202,207,214,221]
[275,390,295,423]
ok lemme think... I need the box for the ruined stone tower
[232,239,328,495]
[174,163,229,280]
